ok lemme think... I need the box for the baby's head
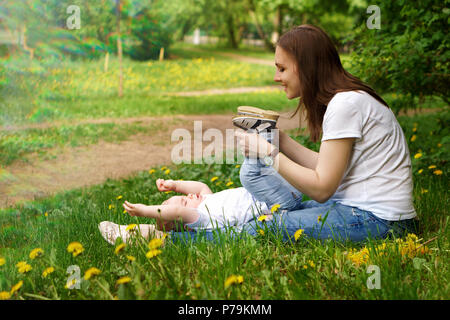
[162,193,203,208]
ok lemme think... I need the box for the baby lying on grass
[98,178,270,245]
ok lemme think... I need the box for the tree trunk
[116,0,123,97]
[248,0,275,52]
[226,14,238,49]
[21,25,34,60]
[104,51,109,73]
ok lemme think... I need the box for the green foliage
[0,0,172,61]
[123,8,173,60]
[349,0,450,112]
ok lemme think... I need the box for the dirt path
[0,110,303,208]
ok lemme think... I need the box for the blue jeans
[170,146,418,244]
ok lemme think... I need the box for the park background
[0,0,448,300]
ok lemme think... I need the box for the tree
[349,0,449,112]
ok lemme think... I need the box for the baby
[99,105,284,245]
[98,178,271,245]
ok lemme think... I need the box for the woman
[171,24,418,244]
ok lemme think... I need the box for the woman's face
[274,46,301,99]
[163,194,203,208]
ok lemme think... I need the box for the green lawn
[0,47,448,300]
[0,109,448,300]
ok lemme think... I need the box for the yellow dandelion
[126,255,136,262]
[116,195,123,200]
[10,280,23,295]
[294,229,304,241]
[210,176,219,182]
[216,181,222,186]
[125,224,137,232]
[410,135,416,142]
[84,267,101,280]
[418,169,423,174]
[146,249,162,259]
[270,204,281,213]
[16,261,32,273]
[160,166,167,171]
[317,215,322,223]
[164,169,171,175]
[303,265,308,269]
[224,275,244,289]
[29,248,44,260]
[0,291,11,300]
[433,170,443,175]
[108,204,115,210]
[65,279,78,289]
[44,212,48,217]
[428,165,436,169]
[148,238,164,250]
[42,267,55,278]
[114,243,126,255]
[258,229,265,236]
[226,181,234,187]
[308,260,315,268]
[0,257,5,266]
[67,241,84,257]
[437,143,442,148]
[346,247,370,266]
[116,276,132,286]
[123,209,127,214]
[235,164,240,168]
[414,153,422,159]
[257,215,268,222]
[412,127,417,132]
[148,169,155,174]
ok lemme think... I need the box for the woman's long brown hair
[277,25,389,142]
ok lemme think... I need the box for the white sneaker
[98,221,168,245]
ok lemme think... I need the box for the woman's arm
[274,138,354,202]
[235,130,353,203]
[278,130,319,169]
[123,201,199,224]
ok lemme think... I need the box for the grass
[0,46,448,300]
[0,53,275,126]
[0,53,446,166]
[0,90,298,166]
[0,109,448,300]
[171,42,276,61]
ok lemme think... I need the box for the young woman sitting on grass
[99,178,286,245]
[99,24,418,245]
[168,24,419,243]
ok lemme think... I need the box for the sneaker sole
[232,116,277,132]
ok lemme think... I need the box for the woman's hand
[234,129,276,158]
[156,178,175,192]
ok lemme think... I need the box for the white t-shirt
[322,90,416,221]
[192,187,270,230]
